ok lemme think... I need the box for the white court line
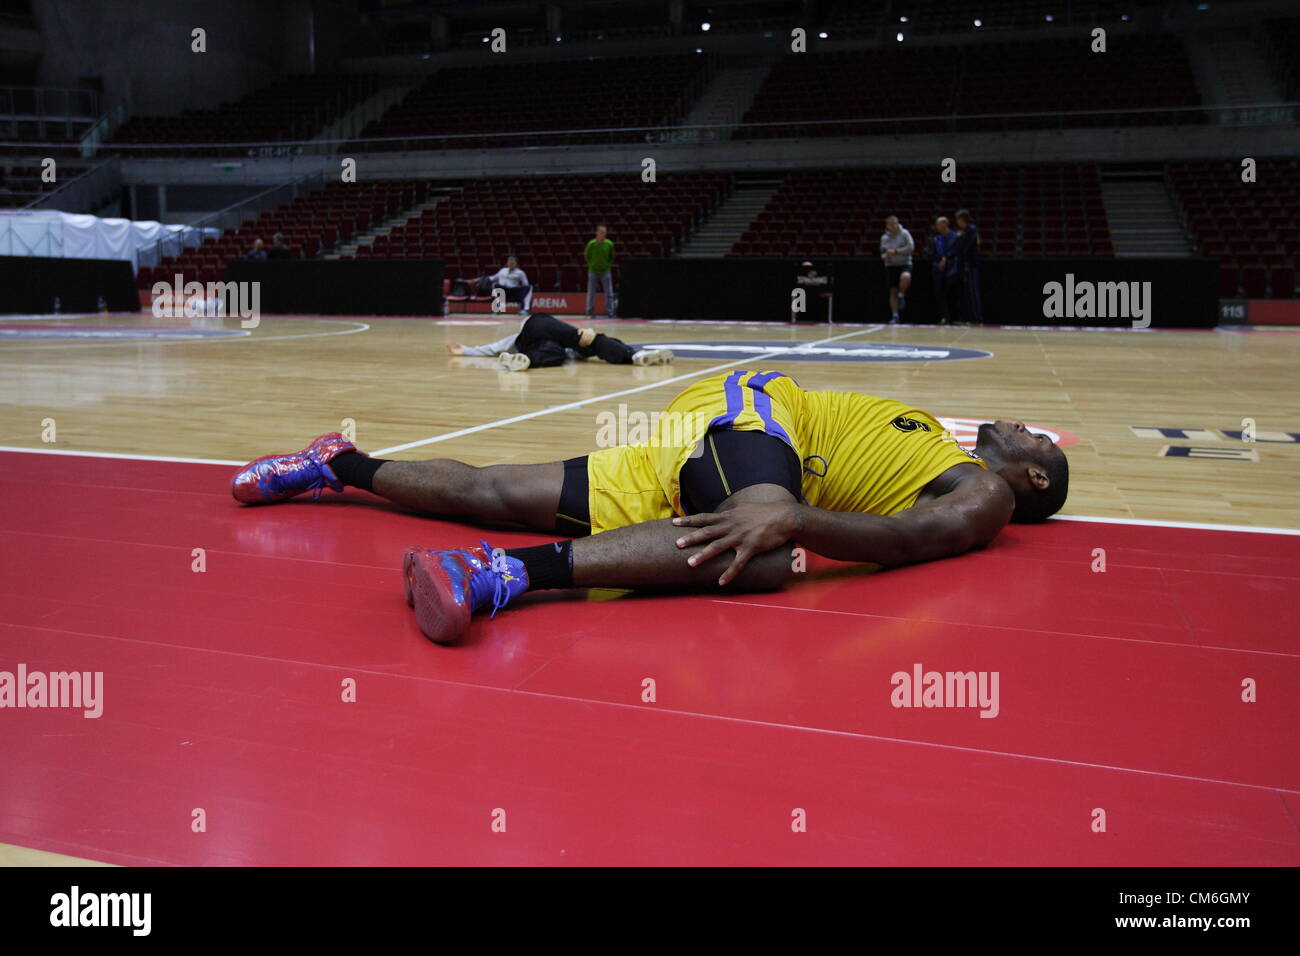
[0,445,244,465]
[0,319,370,350]
[369,325,885,456]
[1051,514,1300,536]
[2,444,1298,537]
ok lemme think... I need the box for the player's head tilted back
[973,421,1069,523]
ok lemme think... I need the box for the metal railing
[0,84,100,121]
[21,156,121,212]
[80,102,129,158]
[136,171,325,269]
[3,101,1295,157]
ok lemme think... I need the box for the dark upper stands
[739,48,957,136]
[350,54,711,150]
[953,36,1201,126]
[111,74,376,156]
[740,35,1202,136]
[829,0,1133,37]
[731,165,1112,259]
[1263,16,1300,101]
[1168,159,1300,299]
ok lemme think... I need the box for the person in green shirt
[584,224,616,318]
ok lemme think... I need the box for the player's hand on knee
[673,502,800,587]
[577,327,596,347]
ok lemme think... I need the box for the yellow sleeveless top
[796,389,986,515]
[652,372,987,518]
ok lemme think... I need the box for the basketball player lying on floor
[232,370,1068,643]
[447,311,673,371]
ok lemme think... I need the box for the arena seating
[729,164,1112,259]
[1168,159,1300,299]
[738,47,958,136]
[0,125,89,160]
[350,54,711,150]
[136,173,729,291]
[0,156,96,206]
[135,180,429,289]
[1263,16,1300,101]
[112,74,376,156]
[952,36,1201,127]
[351,173,732,289]
[739,35,1201,136]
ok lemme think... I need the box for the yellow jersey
[584,371,986,534]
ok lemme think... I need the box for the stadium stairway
[678,61,773,138]
[1186,31,1287,124]
[1100,169,1195,258]
[312,80,421,146]
[327,185,458,259]
[675,175,781,257]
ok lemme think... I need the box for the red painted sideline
[1,451,1296,865]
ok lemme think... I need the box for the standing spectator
[792,259,833,323]
[490,255,533,312]
[267,232,292,260]
[928,217,955,324]
[584,224,616,318]
[949,209,983,326]
[246,238,267,261]
[880,216,914,324]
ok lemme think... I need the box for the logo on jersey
[890,416,932,433]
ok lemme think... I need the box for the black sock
[505,541,574,590]
[330,452,387,492]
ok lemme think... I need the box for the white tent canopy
[0,210,219,273]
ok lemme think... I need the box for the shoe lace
[487,572,511,619]
[469,542,516,619]
[266,456,328,500]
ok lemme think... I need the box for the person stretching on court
[231,371,1068,643]
[447,311,673,371]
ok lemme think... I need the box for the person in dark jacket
[928,217,955,324]
[267,232,292,260]
[948,210,983,326]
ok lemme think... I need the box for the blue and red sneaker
[231,432,359,505]
[402,541,529,644]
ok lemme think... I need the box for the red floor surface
[1,451,1297,865]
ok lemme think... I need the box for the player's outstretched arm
[674,469,1013,572]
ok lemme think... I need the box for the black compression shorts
[554,429,802,536]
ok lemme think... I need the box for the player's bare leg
[230,431,565,532]
[403,483,797,643]
[372,459,563,532]
[570,484,795,591]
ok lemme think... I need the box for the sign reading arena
[634,340,992,363]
